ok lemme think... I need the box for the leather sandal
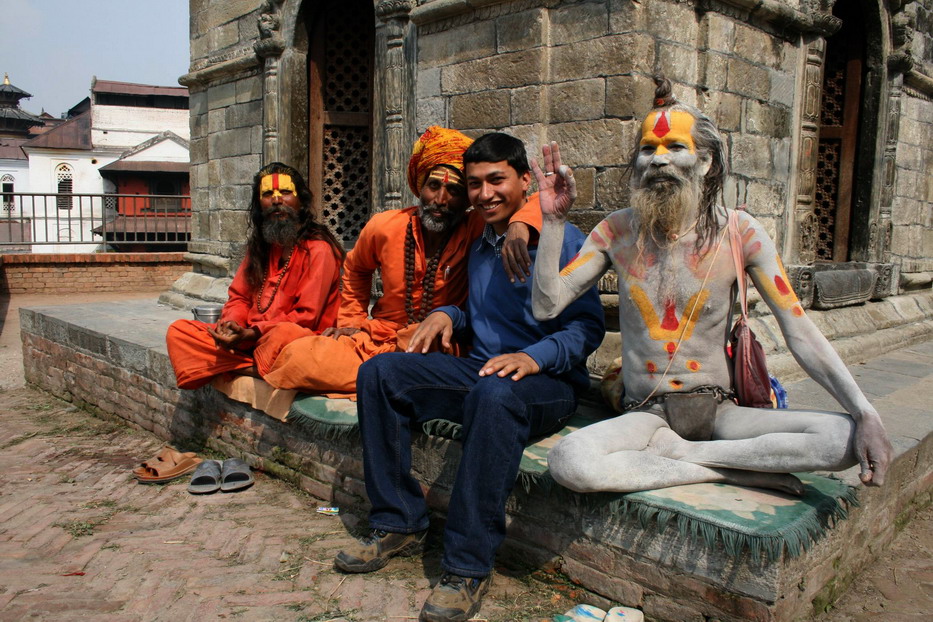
[132,447,197,478]
[134,455,203,484]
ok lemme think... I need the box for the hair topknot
[652,76,677,108]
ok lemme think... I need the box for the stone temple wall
[176,0,266,306]
[169,0,931,309]
[891,0,933,274]
[413,0,799,246]
[892,86,933,274]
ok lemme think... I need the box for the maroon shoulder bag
[727,210,773,408]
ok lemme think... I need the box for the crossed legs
[547,401,857,495]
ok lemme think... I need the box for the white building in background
[0,74,44,250]
[13,78,190,253]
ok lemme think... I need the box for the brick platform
[19,299,933,621]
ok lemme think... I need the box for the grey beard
[418,204,464,234]
[631,177,701,247]
[262,214,300,247]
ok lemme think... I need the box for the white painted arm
[741,212,892,484]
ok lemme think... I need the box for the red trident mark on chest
[653,110,671,137]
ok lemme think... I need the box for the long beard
[418,203,464,234]
[261,210,300,247]
[631,176,701,249]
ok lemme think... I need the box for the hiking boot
[333,528,427,573]
[419,572,492,622]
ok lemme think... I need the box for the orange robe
[166,239,342,390]
[262,197,543,395]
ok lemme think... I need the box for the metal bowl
[192,304,223,324]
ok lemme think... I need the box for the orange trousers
[262,323,458,395]
[166,320,314,390]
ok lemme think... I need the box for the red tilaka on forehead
[442,169,449,184]
[272,174,280,190]
[652,110,671,138]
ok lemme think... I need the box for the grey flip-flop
[220,458,254,492]
[187,460,222,494]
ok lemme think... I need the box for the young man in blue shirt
[334,133,605,622]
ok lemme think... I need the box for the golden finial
[3,73,10,86]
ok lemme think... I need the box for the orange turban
[407,126,473,197]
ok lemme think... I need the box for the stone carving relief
[797,211,819,265]
[376,0,415,212]
[793,39,825,264]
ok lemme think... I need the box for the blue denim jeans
[357,351,577,578]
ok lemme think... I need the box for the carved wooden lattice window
[815,7,864,262]
[55,164,74,211]
[1,174,14,212]
[308,0,374,244]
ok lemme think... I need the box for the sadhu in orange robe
[166,239,342,390]
[262,197,542,395]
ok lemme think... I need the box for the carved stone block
[812,268,877,310]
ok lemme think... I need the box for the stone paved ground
[0,384,930,622]
[0,387,591,622]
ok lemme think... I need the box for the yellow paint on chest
[630,285,709,342]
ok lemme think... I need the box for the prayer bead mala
[404,219,449,324]
[255,247,295,313]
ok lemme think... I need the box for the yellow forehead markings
[640,110,696,154]
[427,167,464,187]
[260,174,296,197]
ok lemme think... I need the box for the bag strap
[727,209,748,321]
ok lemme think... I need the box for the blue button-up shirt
[436,222,604,393]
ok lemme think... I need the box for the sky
[1,0,190,118]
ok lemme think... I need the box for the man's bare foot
[718,469,805,496]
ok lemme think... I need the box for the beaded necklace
[403,218,450,324]
[255,246,295,313]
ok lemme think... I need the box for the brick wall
[0,252,189,295]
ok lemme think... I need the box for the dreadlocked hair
[244,162,346,291]
[630,76,727,253]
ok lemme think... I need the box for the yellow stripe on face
[260,174,296,198]
[560,251,595,277]
[640,110,697,154]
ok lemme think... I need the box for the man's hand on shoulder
[406,312,454,354]
[855,414,893,486]
[479,352,540,382]
[502,222,532,283]
[322,327,361,339]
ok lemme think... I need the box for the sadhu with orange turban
[407,125,474,197]
[261,126,541,397]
